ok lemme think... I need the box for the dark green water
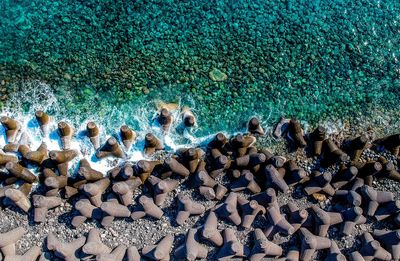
[0,0,399,134]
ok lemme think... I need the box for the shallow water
[0,0,399,136]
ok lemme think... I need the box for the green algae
[0,0,399,133]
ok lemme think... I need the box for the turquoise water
[0,0,399,135]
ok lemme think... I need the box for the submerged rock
[209,68,228,82]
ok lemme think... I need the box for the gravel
[0,125,399,261]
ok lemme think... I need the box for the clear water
[0,0,399,138]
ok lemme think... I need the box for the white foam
[0,125,6,148]
[0,80,246,178]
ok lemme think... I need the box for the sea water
[0,0,399,160]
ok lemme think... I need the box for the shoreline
[0,79,399,139]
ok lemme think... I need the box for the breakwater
[0,109,399,260]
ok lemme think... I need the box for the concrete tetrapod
[96,245,126,261]
[377,157,400,182]
[181,110,196,129]
[373,229,400,261]
[25,142,48,165]
[57,121,74,149]
[72,198,102,228]
[131,195,164,220]
[35,110,50,136]
[299,228,332,261]
[191,169,217,188]
[235,153,266,173]
[356,161,382,186]
[175,194,205,225]
[321,138,349,167]
[285,202,309,233]
[5,161,37,183]
[43,170,68,196]
[179,148,204,174]
[374,134,400,156]
[134,160,161,183]
[49,149,78,176]
[237,196,266,229]
[112,177,142,206]
[82,228,112,256]
[359,232,392,261]
[324,241,346,261]
[144,133,164,155]
[374,200,400,221]
[147,175,179,206]
[247,117,265,135]
[78,159,104,181]
[345,134,369,161]
[108,163,133,180]
[276,247,300,261]
[157,108,173,132]
[0,116,20,143]
[208,149,231,179]
[83,178,110,207]
[100,198,131,227]
[207,133,228,151]
[214,192,241,226]
[120,125,137,150]
[310,205,343,237]
[86,121,100,149]
[264,164,289,193]
[0,152,18,166]
[230,171,261,194]
[126,246,141,261]
[32,194,62,223]
[264,206,295,237]
[340,207,366,236]
[174,229,208,260]
[96,137,126,159]
[333,189,362,207]
[331,166,358,189]
[4,185,32,213]
[284,160,309,186]
[249,228,282,261]
[288,119,307,149]
[250,188,280,210]
[199,211,223,247]
[0,227,26,257]
[3,246,41,261]
[229,134,256,157]
[348,251,365,261]
[142,234,174,261]
[303,171,335,197]
[310,125,326,156]
[46,232,86,261]
[216,228,250,260]
[359,185,394,216]
[163,157,190,178]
